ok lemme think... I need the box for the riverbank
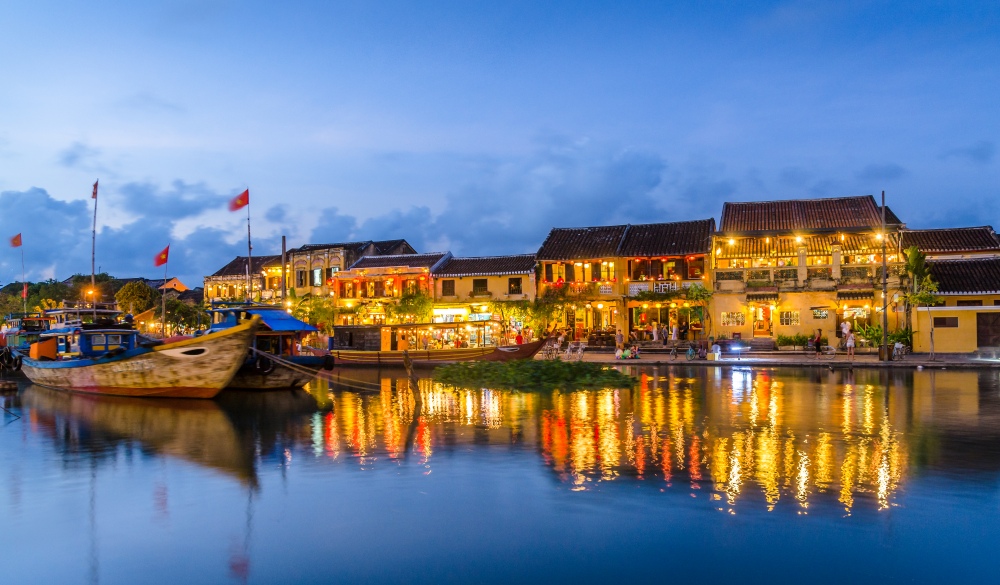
[569,349,1000,369]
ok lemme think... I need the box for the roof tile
[433,254,537,277]
[901,227,1000,254]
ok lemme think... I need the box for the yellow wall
[938,294,1000,307]
[911,307,1000,353]
[710,291,840,342]
[435,273,536,302]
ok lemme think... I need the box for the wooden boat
[1,312,53,352]
[17,316,260,398]
[329,337,547,367]
[208,304,334,390]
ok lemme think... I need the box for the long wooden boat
[17,316,260,398]
[208,304,334,390]
[329,337,547,367]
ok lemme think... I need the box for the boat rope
[1,404,21,422]
[247,348,384,391]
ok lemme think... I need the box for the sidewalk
[573,350,1000,369]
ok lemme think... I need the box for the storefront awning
[746,292,779,302]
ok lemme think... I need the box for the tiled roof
[434,254,537,277]
[719,195,884,234]
[536,219,715,260]
[349,252,451,270]
[536,225,629,260]
[617,219,715,257]
[290,239,417,255]
[372,239,415,254]
[879,205,904,226]
[901,227,1000,254]
[929,258,1000,294]
[208,255,281,278]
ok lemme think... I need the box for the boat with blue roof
[207,303,334,390]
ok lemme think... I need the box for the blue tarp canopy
[246,309,318,333]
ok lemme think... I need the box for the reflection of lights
[796,451,810,510]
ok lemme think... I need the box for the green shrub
[434,360,637,391]
[792,333,810,347]
[776,334,794,346]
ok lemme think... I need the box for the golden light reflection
[302,367,934,513]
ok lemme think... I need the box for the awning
[746,292,779,302]
[246,309,318,332]
[836,290,874,301]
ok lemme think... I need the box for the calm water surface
[2,366,1000,584]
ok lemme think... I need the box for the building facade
[431,254,537,325]
[331,252,450,325]
[204,255,281,302]
[536,220,715,341]
[711,196,906,344]
[287,239,416,300]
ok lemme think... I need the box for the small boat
[329,337,547,367]
[17,316,260,399]
[207,304,334,390]
[1,312,53,352]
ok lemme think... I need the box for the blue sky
[1,1,997,287]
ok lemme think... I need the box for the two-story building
[431,254,537,325]
[901,226,1000,352]
[331,252,450,325]
[204,255,281,302]
[712,196,906,344]
[536,220,715,341]
[287,239,416,299]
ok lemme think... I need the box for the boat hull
[18,318,259,398]
[330,338,547,367]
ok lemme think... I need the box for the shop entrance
[753,306,772,337]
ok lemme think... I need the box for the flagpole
[20,244,26,314]
[91,180,98,321]
[162,252,168,338]
[246,192,252,302]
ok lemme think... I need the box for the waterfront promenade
[575,349,1000,369]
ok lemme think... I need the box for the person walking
[615,329,624,350]
[845,330,856,361]
[812,329,823,359]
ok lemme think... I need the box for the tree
[906,275,941,360]
[115,281,160,314]
[488,299,532,343]
[292,296,341,334]
[684,283,713,338]
[387,291,434,323]
[33,298,59,313]
[904,246,929,331]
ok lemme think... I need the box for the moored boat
[17,316,260,398]
[330,337,547,367]
[208,304,334,390]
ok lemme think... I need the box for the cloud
[58,142,101,168]
[856,163,907,183]
[118,91,184,113]
[942,141,995,164]
[118,180,230,222]
[264,205,287,223]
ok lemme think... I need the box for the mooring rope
[247,348,384,391]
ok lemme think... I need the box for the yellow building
[287,239,415,299]
[711,196,906,346]
[535,220,715,342]
[910,256,1000,353]
[430,254,537,331]
[203,255,280,302]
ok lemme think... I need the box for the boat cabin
[2,312,53,349]
[35,326,139,360]
[209,304,317,358]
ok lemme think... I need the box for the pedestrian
[812,328,823,359]
[846,330,856,361]
[671,321,678,341]
[515,330,523,345]
[840,320,851,340]
[615,329,624,349]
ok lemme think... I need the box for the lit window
[721,312,746,327]
[779,311,800,326]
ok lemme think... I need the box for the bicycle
[892,343,908,360]
[686,345,697,360]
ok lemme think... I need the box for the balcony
[714,263,905,294]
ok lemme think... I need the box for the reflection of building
[712,196,905,344]
[535,220,715,340]
[431,254,537,326]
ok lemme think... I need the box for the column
[831,245,842,280]
[797,246,807,286]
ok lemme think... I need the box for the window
[373,280,385,297]
[779,311,800,326]
[957,300,983,306]
[442,280,455,296]
[384,279,395,297]
[296,270,306,287]
[508,277,523,295]
[812,309,830,319]
[599,261,614,281]
[325,266,339,280]
[107,335,122,345]
[687,257,705,279]
[933,317,959,328]
[472,279,488,295]
[339,281,355,298]
[311,268,323,287]
[721,312,746,327]
[544,263,565,282]
[403,279,418,294]
[91,334,106,345]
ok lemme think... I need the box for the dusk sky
[1,1,997,287]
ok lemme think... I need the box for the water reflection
[300,367,1000,514]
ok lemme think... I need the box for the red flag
[22,283,28,299]
[92,180,98,199]
[10,233,21,247]
[229,189,249,211]
[154,245,170,267]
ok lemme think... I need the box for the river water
[1,365,999,584]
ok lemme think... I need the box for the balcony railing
[841,266,872,280]
[775,268,798,281]
[807,267,833,280]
